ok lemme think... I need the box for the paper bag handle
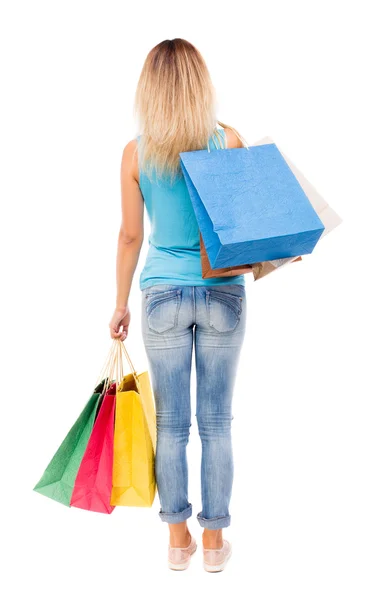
[207,121,250,152]
[94,337,142,396]
[117,339,142,395]
[95,338,118,391]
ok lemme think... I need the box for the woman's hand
[109,306,131,341]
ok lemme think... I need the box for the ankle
[169,528,191,548]
[202,529,223,549]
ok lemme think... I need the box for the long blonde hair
[133,38,239,182]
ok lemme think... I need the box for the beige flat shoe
[168,535,197,571]
[203,539,232,572]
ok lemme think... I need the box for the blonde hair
[133,38,240,183]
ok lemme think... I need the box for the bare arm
[109,139,144,340]
[224,127,245,149]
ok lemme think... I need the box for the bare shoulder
[223,127,244,149]
[121,139,139,182]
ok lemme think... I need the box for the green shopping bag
[34,340,123,508]
[33,380,107,506]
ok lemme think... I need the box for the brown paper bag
[200,232,302,281]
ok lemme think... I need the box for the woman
[109,38,247,573]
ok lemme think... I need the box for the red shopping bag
[70,382,116,514]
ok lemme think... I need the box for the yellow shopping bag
[111,341,157,507]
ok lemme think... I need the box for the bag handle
[95,338,118,392]
[117,339,142,395]
[94,337,141,395]
[207,120,250,152]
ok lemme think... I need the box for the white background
[1,0,380,597]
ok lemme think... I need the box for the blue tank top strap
[214,127,227,149]
[207,127,226,151]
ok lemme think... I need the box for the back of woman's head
[134,38,218,182]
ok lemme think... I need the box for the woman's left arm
[109,140,144,340]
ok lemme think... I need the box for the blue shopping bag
[180,142,325,267]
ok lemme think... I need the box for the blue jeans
[141,283,247,529]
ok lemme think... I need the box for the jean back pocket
[206,288,243,333]
[145,288,182,333]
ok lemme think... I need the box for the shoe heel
[203,559,227,573]
[167,539,197,571]
[168,558,191,571]
[203,541,232,572]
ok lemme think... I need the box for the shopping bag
[251,136,342,280]
[69,339,122,514]
[180,136,325,267]
[199,136,342,281]
[111,342,156,507]
[70,381,117,514]
[33,380,106,506]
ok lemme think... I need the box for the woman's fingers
[109,307,130,340]
[111,327,128,341]
[118,310,130,341]
[109,317,121,339]
[109,323,125,339]
[111,329,123,339]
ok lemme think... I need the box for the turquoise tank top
[137,127,246,291]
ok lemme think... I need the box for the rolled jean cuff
[159,503,192,524]
[197,512,231,529]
